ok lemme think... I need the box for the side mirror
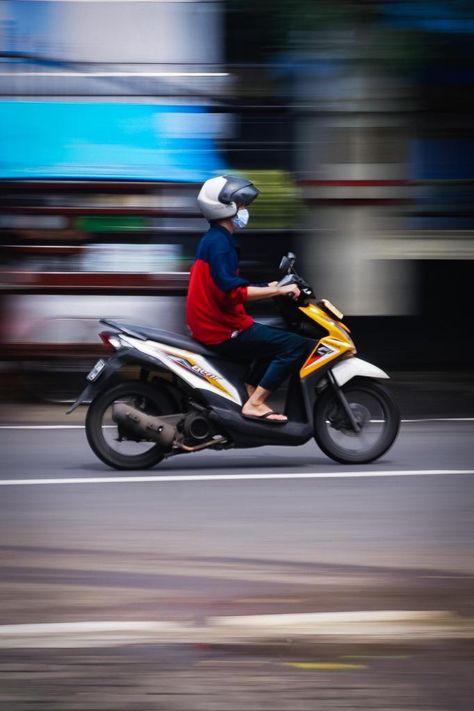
[278,252,296,273]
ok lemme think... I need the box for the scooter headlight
[318,299,344,321]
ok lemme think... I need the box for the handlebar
[276,274,296,288]
[276,272,314,302]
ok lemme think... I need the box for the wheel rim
[323,388,390,456]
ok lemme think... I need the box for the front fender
[330,357,389,388]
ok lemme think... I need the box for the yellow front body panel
[298,303,356,378]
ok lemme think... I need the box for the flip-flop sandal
[241,410,288,425]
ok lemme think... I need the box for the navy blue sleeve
[199,230,249,292]
[210,247,249,292]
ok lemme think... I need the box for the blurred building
[224,0,474,368]
[1,0,474,402]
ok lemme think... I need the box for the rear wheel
[85,381,177,470]
[313,379,400,464]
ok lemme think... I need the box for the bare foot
[245,383,256,398]
[241,401,288,422]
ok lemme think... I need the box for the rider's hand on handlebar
[278,283,301,300]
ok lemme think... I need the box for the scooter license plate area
[86,358,107,382]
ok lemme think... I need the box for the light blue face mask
[231,208,249,230]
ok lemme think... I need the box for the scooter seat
[100,319,217,358]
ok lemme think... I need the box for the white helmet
[197,175,260,221]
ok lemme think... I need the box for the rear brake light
[99,331,121,350]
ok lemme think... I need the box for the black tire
[85,380,177,470]
[313,379,400,464]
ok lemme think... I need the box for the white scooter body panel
[121,336,243,405]
[331,357,389,387]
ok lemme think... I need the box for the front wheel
[85,381,177,470]
[313,378,400,464]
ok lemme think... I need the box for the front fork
[327,370,361,433]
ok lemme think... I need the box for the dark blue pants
[209,323,311,392]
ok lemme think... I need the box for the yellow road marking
[283,662,366,670]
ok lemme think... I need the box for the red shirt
[186,225,254,345]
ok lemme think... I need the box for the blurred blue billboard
[0,101,225,181]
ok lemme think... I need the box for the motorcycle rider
[186,175,311,424]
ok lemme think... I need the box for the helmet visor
[218,176,260,207]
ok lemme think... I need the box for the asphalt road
[0,419,473,709]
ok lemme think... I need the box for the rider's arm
[209,246,249,293]
[206,237,299,303]
[246,283,300,302]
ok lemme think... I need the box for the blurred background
[1,0,474,402]
[1,5,474,709]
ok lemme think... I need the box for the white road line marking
[0,425,85,430]
[0,621,174,635]
[0,611,469,648]
[0,611,448,636]
[210,610,449,627]
[402,417,474,422]
[0,470,473,487]
[0,418,473,430]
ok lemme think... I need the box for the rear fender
[330,357,389,388]
[66,351,131,413]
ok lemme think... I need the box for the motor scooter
[68,253,400,469]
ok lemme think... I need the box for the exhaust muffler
[112,403,176,449]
